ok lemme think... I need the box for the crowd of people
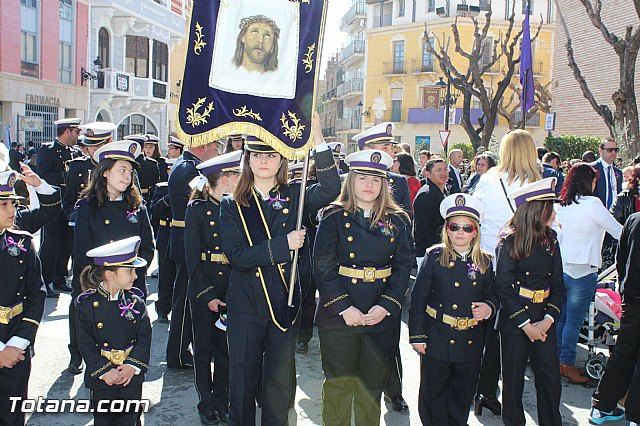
[1,116,640,426]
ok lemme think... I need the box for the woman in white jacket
[472,130,541,415]
[555,163,623,384]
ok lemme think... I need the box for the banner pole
[287,149,310,307]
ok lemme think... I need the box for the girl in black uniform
[185,150,242,425]
[73,141,154,297]
[496,177,566,426]
[76,236,151,426]
[220,114,340,426]
[313,150,413,426]
[409,193,497,426]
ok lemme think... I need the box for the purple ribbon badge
[3,237,27,257]
[268,195,286,210]
[467,262,480,280]
[119,301,140,320]
[126,209,139,224]
[377,220,391,236]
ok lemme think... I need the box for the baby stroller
[579,264,622,381]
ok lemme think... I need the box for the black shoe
[46,284,60,299]
[157,314,169,324]
[198,411,219,425]
[384,395,409,412]
[295,341,308,354]
[53,281,73,293]
[474,394,502,416]
[212,407,229,424]
[67,361,84,375]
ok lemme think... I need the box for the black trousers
[227,311,298,426]
[68,261,83,362]
[418,355,481,426]
[91,384,143,426]
[190,301,229,414]
[319,327,399,426]
[384,347,403,398]
[39,211,73,285]
[166,261,193,366]
[593,299,640,422]
[297,275,316,344]
[155,249,176,317]
[500,328,562,426]
[476,322,501,397]
[0,349,31,426]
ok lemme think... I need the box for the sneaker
[590,407,625,424]
[627,422,639,426]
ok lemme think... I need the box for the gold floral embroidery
[193,22,206,55]
[281,111,305,141]
[233,106,262,121]
[302,43,315,73]
[323,294,348,308]
[186,97,215,128]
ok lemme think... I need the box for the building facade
[362,0,555,154]
[0,0,89,147]
[88,0,187,150]
[319,54,341,144]
[552,0,640,138]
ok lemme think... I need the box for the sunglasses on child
[447,222,476,233]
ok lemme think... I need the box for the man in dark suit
[447,148,464,194]
[541,152,565,196]
[353,122,413,412]
[8,143,23,171]
[591,138,622,209]
[414,158,449,265]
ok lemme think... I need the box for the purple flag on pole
[520,4,535,113]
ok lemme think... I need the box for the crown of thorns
[239,15,280,37]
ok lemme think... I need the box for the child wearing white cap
[75,237,151,426]
[495,177,565,426]
[313,150,413,426]
[409,193,497,426]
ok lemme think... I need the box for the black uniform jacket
[75,286,151,390]
[157,157,170,182]
[409,246,497,363]
[150,182,171,257]
[16,189,63,234]
[136,155,161,205]
[413,178,446,257]
[185,197,231,304]
[0,229,45,347]
[313,207,413,333]
[62,155,97,222]
[168,151,201,262]
[495,232,566,335]
[73,197,155,280]
[219,148,340,321]
[36,140,80,196]
[617,212,640,299]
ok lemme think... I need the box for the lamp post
[435,76,459,153]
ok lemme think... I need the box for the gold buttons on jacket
[283,208,289,215]
[103,343,109,347]
[218,272,223,276]
[213,233,218,238]
[347,236,353,242]
[345,223,351,229]
[526,272,530,276]
[349,252,355,259]
[473,282,477,287]
[454,282,460,287]
[352,278,357,284]
[449,262,455,267]
[449,339,455,345]
[382,278,387,283]
[255,272,260,277]
[209,221,215,226]
[343,211,348,217]
[468,340,473,345]
[97,322,104,329]
[93,301,100,308]
[390,238,395,243]
[104,219,110,225]
[452,304,458,310]
[207,211,212,216]
[215,246,220,251]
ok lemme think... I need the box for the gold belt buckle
[0,306,10,324]
[455,318,469,330]
[362,267,376,283]
[532,290,545,303]
[110,350,126,366]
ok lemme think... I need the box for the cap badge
[7,175,16,188]
[455,195,466,207]
[128,143,138,154]
[86,129,94,137]
[370,152,382,164]
[386,124,393,135]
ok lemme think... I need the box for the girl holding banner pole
[219,113,340,425]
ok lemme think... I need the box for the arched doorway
[117,114,158,139]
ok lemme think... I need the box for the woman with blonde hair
[409,193,497,425]
[471,129,542,416]
[313,149,413,426]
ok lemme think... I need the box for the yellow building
[362,1,555,154]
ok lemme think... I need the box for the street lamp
[435,76,460,153]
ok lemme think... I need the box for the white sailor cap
[228,134,245,141]
[244,136,277,153]
[79,122,116,146]
[327,142,345,159]
[0,170,23,200]
[197,150,242,176]
[123,134,148,146]
[144,134,160,144]
[54,118,81,130]
[86,236,147,268]
[93,140,142,165]
[439,193,484,222]
[352,122,396,150]
[345,150,393,178]
[509,177,561,208]
[169,136,185,148]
